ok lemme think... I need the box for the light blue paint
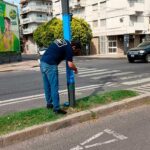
[62,13,75,84]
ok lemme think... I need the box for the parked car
[127,41,150,63]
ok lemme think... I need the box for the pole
[61,0,76,107]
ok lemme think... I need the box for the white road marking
[80,132,104,146]
[0,84,103,107]
[70,129,128,150]
[92,72,133,80]
[122,77,150,85]
[85,139,117,149]
[79,70,120,77]
[104,129,128,140]
[78,69,108,75]
[120,74,148,80]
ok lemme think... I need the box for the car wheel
[145,54,150,63]
[128,58,134,63]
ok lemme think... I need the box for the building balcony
[21,6,51,14]
[128,23,146,33]
[23,27,37,35]
[128,3,144,15]
[20,0,52,4]
[70,1,86,10]
[21,17,48,25]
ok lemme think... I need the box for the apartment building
[87,0,150,56]
[20,0,52,53]
[53,0,150,56]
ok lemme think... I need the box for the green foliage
[33,18,63,47]
[71,17,92,46]
[33,17,93,49]
[0,90,137,135]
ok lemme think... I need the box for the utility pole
[61,0,76,107]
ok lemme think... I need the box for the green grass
[0,90,138,135]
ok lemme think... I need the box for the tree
[33,17,93,54]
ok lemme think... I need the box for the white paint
[0,84,103,107]
[104,129,128,140]
[120,74,148,80]
[85,139,117,149]
[92,72,133,80]
[122,77,150,85]
[70,145,83,150]
[79,70,120,77]
[80,132,104,145]
[70,129,128,150]
[78,69,108,75]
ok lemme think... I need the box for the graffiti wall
[0,1,20,52]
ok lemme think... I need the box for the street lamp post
[61,0,76,107]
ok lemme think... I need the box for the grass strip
[0,90,138,135]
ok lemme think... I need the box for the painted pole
[61,0,76,107]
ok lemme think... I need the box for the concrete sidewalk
[0,60,39,72]
[0,94,149,148]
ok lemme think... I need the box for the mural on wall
[0,1,20,52]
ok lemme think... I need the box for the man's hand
[68,61,78,74]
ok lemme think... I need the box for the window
[100,19,106,27]
[100,1,106,10]
[92,3,98,11]
[93,20,98,28]
[37,14,42,17]
[108,36,117,53]
[100,36,107,54]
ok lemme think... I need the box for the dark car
[127,41,150,63]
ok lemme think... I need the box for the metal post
[61,0,76,107]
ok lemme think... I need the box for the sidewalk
[0,94,150,147]
[0,60,39,72]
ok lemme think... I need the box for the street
[0,58,150,115]
[2,104,150,150]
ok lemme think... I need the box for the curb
[0,94,150,147]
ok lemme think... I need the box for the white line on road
[92,72,133,80]
[80,132,104,146]
[85,139,117,149]
[122,77,150,85]
[79,70,120,77]
[78,69,108,75]
[70,129,128,150]
[0,84,103,107]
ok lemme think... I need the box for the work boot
[53,109,67,115]
[47,104,53,109]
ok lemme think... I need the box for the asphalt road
[2,104,150,150]
[0,58,150,115]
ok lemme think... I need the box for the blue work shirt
[41,39,73,65]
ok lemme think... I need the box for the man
[40,39,79,114]
[0,17,20,52]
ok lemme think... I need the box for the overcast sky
[4,0,20,7]
[4,0,20,11]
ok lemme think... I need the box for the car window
[137,41,150,48]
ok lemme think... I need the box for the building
[88,0,150,56]
[53,0,150,56]
[20,0,52,54]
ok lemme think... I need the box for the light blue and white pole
[61,0,76,107]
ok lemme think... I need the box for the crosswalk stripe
[79,70,120,77]
[112,72,134,76]
[91,72,133,80]
[78,69,108,75]
[122,77,150,85]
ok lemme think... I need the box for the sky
[4,0,20,11]
[4,0,20,7]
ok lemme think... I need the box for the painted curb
[0,94,149,147]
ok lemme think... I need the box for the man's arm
[67,61,78,74]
